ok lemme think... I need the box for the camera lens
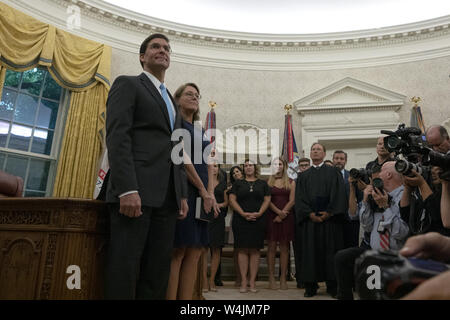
[395,160,408,174]
[387,136,400,149]
[350,168,360,179]
[372,178,384,191]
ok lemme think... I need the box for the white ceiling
[103,0,450,34]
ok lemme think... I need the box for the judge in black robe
[295,143,347,297]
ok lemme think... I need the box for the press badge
[377,219,385,233]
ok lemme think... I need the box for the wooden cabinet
[0,198,108,300]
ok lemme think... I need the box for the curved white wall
[6,0,450,163]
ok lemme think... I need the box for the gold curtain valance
[0,2,111,91]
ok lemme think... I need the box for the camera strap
[409,189,432,235]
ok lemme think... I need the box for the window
[0,68,68,197]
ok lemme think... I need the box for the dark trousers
[304,281,336,291]
[343,220,360,249]
[104,187,178,300]
[334,246,366,300]
[293,217,302,286]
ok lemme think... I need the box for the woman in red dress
[266,157,295,290]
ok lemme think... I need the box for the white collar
[312,162,324,168]
[143,71,163,91]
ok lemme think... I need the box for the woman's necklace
[248,180,256,192]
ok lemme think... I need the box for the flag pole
[410,96,426,133]
[206,101,217,157]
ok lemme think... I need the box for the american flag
[282,105,300,180]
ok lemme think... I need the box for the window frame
[0,67,70,197]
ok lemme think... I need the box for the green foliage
[21,68,45,96]
[4,68,61,101]
[43,76,62,101]
[4,69,21,88]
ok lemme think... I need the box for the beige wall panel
[111,47,450,158]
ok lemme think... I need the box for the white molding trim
[4,0,450,70]
[443,118,450,132]
[294,77,406,114]
[294,78,404,156]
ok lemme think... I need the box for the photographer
[426,125,450,154]
[348,164,382,249]
[365,136,394,172]
[333,150,361,248]
[425,125,450,228]
[400,166,450,236]
[442,179,450,228]
[360,162,409,249]
[348,175,365,219]
[335,161,409,300]
[399,232,450,299]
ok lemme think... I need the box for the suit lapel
[169,92,182,129]
[139,73,172,130]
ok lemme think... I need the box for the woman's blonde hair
[267,157,291,190]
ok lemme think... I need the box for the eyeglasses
[184,92,202,100]
[149,43,172,54]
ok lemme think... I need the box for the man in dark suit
[332,150,360,248]
[104,33,188,300]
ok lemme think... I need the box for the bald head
[381,161,400,177]
[426,125,450,153]
[379,161,402,191]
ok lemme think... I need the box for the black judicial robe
[295,165,347,282]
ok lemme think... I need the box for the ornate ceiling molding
[5,0,450,70]
[59,0,450,49]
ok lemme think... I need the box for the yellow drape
[0,65,5,99]
[53,84,107,198]
[0,3,111,198]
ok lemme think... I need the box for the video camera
[426,150,450,180]
[381,124,450,180]
[381,124,427,159]
[354,249,449,300]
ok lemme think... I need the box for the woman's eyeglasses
[184,92,202,100]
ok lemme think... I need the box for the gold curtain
[53,84,107,198]
[0,65,5,99]
[0,3,111,198]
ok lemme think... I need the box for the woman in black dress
[229,160,271,293]
[229,165,244,287]
[202,163,228,292]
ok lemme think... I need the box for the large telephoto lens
[429,150,450,170]
[395,160,423,177]
[395,160,409,174]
